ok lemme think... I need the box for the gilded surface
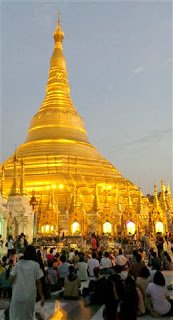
[1,18,172,236]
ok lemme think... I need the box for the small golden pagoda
[1,18,172,237]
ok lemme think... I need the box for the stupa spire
[54,12,64,47]
[153,184,160,211]
[166,184,173,207]
[25,17,89,146]
[167,184,171,195]
[9,151,20,196]
[160,179,167,210]
[1,165,5,196]
[20,159,27,196]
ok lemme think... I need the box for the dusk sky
[0,1,172,195]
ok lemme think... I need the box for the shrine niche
[41,224,55,235]
[68,204,87,236]
[126,220,136,235]
[71,220,80,235]
[103,221,112,234]
[155,221,164,234]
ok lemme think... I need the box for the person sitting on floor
[150,251,162,271]
[58,254,71,287]
[115,248,127,269]
[129,253,146,278]
[146,270,173,317]
[76,256,88,281]
[63,265,81,300]
[103,268,125,320]
[87,252,100,277]
[118,274,139,320]
[161,251,173,270]
[47,260,58,292]
[136,266,150,292]
[100,251,113,275]
[136,266,151,313]
[83,267,108,306]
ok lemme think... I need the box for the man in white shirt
[7,236,14,257]
[100,252,113,275]
[88,252,100,277]
[68,249,75,262]
[115,249,127,267]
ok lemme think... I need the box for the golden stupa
[1,18,163,236]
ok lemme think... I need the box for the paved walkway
[36,270,173,320]
[34,300,172,320]
[0,271,172,320]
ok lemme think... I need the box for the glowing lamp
[155,221,164,233]
[126,221,135,235]
[49,301,67,320]
[71,221,80,234]
[103,221,112,234]
[102,185,112,191]
[45,224,50,233]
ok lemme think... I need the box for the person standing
[18,233,28,254]
[9,245,45,320]
[7,236,14,257]
[91,234,97,251]
[156,232,164,259]
[0,235,4,259]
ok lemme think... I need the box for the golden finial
[13,148,17,162]
[153,184,159,206]
[1,165,5,196]
[167,184,171,195]
[54,11,64,45]
[9,150,20,196]
[20,158,26,196]
[58,10,61,27]
[154,184,157,193]
[161,179,166,193]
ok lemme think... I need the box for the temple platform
[34,299,172,320]
[0,271,172,320]
[36,270,172,320]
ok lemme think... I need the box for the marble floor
[35,270,173,320]
[0,271,172,320]
[34,299,172,320]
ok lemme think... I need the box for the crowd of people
[0,231,172,319]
